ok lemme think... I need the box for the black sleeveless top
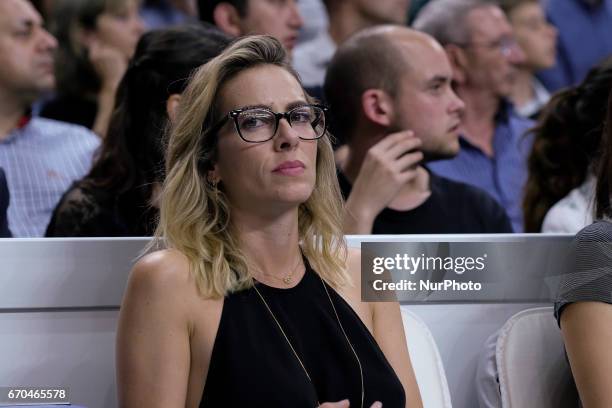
[200,261,406,407]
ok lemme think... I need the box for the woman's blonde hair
[154,35,348,298]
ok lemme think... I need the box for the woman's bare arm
[345,249,423,408]
[561,301,612,408]
[116,250,194,408]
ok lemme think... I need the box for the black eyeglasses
[209,104,328,143]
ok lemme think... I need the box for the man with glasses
[414,0,533,232]
[324,26,512,234]
[197,0,303,55]
[500,0,557,119]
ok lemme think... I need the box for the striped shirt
[0,118,99,237]
[555,220,612,326]
[428,104,534,232]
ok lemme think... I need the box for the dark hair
[198,0,248,24]
[323,28,406,142]
[80,24,231,223]
[523,56,612,232]
[595,89,612,218]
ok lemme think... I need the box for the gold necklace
[251,257,302,285]
[252,273,364,408]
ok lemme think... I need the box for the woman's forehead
[219,65,306,112]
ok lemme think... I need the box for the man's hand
[344,130,422,234]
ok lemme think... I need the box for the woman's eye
[240,115,271,130]
[241,118,262,128]
[291,110,312,123]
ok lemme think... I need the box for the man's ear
[166,94,182,124]
[212,3,243,37]
[361,89,394,128]
[445,44,468,85]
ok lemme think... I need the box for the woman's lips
[273,160,305,176]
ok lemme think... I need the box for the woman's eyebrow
[239,104,271,111]
[286,101,310,110]
[236,101,310,112]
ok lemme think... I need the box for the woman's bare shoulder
[127,249,220,307]
[130,249,193,290]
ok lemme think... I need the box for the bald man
[324,26,512,234]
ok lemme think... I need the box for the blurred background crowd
[0,0,610,238]
[1,1,612,406]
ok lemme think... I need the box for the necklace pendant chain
[252,273,364,408]
[252,256,302,285]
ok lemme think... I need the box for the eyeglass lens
[236,106,325,142]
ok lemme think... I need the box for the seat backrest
[401,307,453,407]
[496,307,579,408]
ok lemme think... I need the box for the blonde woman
[116,35,422,408]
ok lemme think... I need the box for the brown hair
[523,57,612,231]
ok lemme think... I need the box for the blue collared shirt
[537,0,612,91]
[0,117,99,237]
[140,0,193,29]
[428,105,534,232]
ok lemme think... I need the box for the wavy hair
[154,35,348,298]
[523,57,612,232]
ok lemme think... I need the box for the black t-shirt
[338,168,513,234]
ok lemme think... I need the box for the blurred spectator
[198,0,303,55]
[554,89,612,405]
[46,25,230,237]
[524,57,612,233]
[414,0,533,232]
[140,0,197,29]
[500,0,557,118]
[40,0,145,137]
[0,0,99,237]
[0,167,10,237]
[538,0,612,92]
[296,0,328,44]
[324,26,512,234]
[294,0,410,89]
